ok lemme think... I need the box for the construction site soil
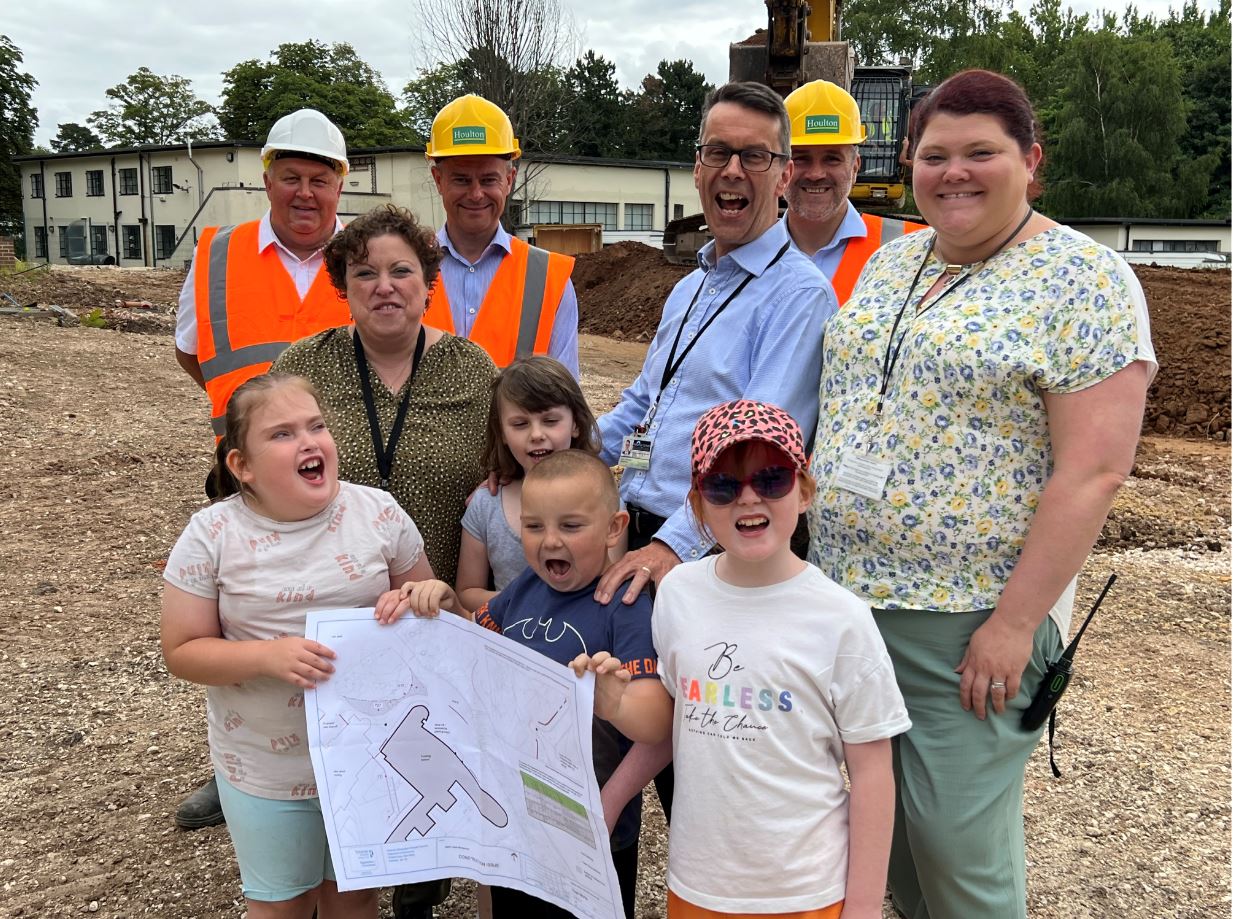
[0,256,1229,918]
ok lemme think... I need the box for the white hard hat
[261,109,349,176]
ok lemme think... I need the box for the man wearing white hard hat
[174,108,353,440]
[782,80,926,305]
[171,108,352,831]
[423,94,579,377]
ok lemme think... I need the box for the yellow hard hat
[426,94,522,160]
[785,80,867,147]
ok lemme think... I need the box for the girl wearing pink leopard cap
[574,400,911,919]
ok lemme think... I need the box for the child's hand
[569,651,632,721]
[375,580,459,624]
[264,637,336,689]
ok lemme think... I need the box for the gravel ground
[0,316,1227,919]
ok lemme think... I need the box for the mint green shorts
[215,772,336,901]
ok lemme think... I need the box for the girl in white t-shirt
[161,373,433,919]
[456,356,602,611]
[573,400,911,919]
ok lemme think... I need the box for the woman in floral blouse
[807,70,1155,918]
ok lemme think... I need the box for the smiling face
[521,471,625,593]
[226,384,339,522]
[694,101,793,258]
[696,442,810,584]
[345,233,430,349]
[431,155,516,247]
[911,112,1042,262]
[499,397,579,476]
[786,144,859,224]
[263,157,343,257]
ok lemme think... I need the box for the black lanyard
[643,240,791,429]
[353,326,426,490]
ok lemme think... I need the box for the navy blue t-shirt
[475,567,657,851]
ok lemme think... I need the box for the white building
[1065,217,1231,269]
[14,141,698,267]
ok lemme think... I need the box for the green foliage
[218,41,409,147]
[563,52,626,158]
[50,122,103,153]
[87,68,217,146]
[81,308,108,329]
[0,34,38,240]
[623,60,713,162]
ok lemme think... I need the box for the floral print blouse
[808,225,1154,616]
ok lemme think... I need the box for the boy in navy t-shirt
[383,449,655,918]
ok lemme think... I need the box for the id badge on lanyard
[834,443,892,499]
[618,431,654,471]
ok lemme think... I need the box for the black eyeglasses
[695,144,789,173]
[697,465,797,505]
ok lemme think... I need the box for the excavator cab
[850,66,913,210]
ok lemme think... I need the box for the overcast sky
[6,0,1219,145]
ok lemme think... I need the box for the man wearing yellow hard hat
[172,108,353,830]
[782,81,926,305]
[423,94,579,376]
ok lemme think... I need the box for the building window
[526,200,617,231]
[151,166,173,194]
[624,204,653,231]
[33,227,47,259]
[91,225,108,256]
[86,170,104,197]
[54,172,72,197]
[30,174,43,199]
[58,232,70,258]
[673,203,685,219]
[119,168,138,196]
[155,225,177,260]
[123,225,142,260]
[1131,238,1220,253]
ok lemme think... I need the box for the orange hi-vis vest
[424,237,574,368]
[193,220,351,437]
[830,213,929,306]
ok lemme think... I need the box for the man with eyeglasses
[592,81,836,825]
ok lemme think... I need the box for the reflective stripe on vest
[193,220,351,436]
[829,214,929,306]
[424,237,573,367]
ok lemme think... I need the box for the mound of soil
[575,243,1231,440]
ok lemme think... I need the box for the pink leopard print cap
[691,400,807,479]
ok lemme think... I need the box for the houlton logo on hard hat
[452,126,487,145]
[806,115,841,134]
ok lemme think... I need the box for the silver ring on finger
[639,566,652,576]
[990,680,1007,691]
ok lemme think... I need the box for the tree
[625,60,712,162]
[217,41,409,147]
[50,122,103,153]
[401,61,469,145]
[562,52,626,158]
[0,35,37,243]
[1043,30,1216,218]
[408,0,578,157]
[87,68,217,146]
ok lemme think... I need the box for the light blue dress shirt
[435,224,580,377]
[597,220,838,561]
[781,201,869,279]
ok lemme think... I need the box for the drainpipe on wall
[39,159,49,261]
[147,153,157,267]
[110,156,120,263]
[186,139,204,207]
[663,168,670,231]
[138,152,150,267]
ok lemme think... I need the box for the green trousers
[873,608,1062,919]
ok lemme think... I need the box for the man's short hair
[524,450,619,513]
[698,82,792,156]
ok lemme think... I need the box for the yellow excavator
[664,0,918,263]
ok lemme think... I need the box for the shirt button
[690,550,699,558]
[468,308,476,314]
[468,266,476,273]
[708,288,716,295]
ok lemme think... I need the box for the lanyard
[877,208,1035,416]
[642,240,791,430]
[353,326,426,490]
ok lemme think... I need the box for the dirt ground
[0,266,1229,919]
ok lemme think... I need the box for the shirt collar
[698,218,792,277]
[779,201,868,255]
[437,222,512,264]
[258,210,342,261]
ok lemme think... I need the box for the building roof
[14,140,262,163]
[1062,216,1231,228]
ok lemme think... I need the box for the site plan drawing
[305,608,623,918]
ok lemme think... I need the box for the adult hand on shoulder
[955,612,1036,720]
[594,540,680,606]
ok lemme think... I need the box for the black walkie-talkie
[1021,573,1116,732]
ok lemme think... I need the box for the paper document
[304,609,623,918]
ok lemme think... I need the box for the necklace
[936,206,1035,276]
